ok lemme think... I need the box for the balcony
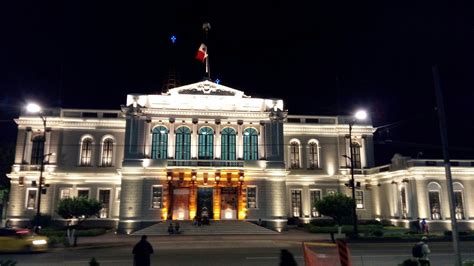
[167,160,244,168]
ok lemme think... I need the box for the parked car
[0,228,48,253]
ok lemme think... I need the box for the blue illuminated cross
[215,79,221,84]
[170,35,177,44]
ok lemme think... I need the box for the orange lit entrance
[164,170,247,221]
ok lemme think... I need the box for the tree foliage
[57,197,102,221]
[314,193,354,226]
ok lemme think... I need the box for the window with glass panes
[243,128,258,160]
[355,190,364,209]
[221,127,236,160]
[454,191,464,219]
[26,188,37,209]
[351,142,361,169]
[175,127,191,160]
[428,191,441,220]
[310,190,321,217]
[31,135,44,165]
[77,189,90,199]
[308,141,319,169]
[80,138,93,166]
[291,190,302,217]
[151,126,168,159]
[98,189,110,218]
[101,138,114,166]
[151,186,163,209]
[246,186,257,209]
[198,127,214,159]
[289,141,300,168]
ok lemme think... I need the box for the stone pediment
[166,80,247,98]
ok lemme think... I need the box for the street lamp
[345,109,367,238]
[26,103,49,233]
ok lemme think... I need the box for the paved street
[2,238,474,265]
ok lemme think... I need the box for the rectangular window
[98,189,111,218]
[25,188,37,209]
[77,188,90,199]
[60,188,71,199]
[291,189,302,217]
[355,190,364,209]
[310,190,322,217]
[400,187,408,219]
[151,186,163,209]
[428,191,441,220]
[246,186,258,209]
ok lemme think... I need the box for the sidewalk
[64,228,330,250]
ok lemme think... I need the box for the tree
[57,197,102,246]
[314,193,354,235]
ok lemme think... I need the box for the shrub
[310,219,336,227]
[380,219,394,227]
[29,214,53,228]
[89,257,100,266]
[372,230,384,237]
[444,231,469,236]
[359,219,381,226]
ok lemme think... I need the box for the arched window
[80,137,93,166]
[453,182,465,220]
[351,142,362,169]
[289,140,300,169]
[427,182,442,220]
[175,127,191,160]
[308,140,319,169]
[151,126,168,159]
[221,127,236,160]
[31,135,44,165]
[101,138,114,166]
[198,127,214,159]
[243,128,258,160]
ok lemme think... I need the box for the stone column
[258,123,265,159]
[168,120,175,159]
[215,122,221,159]
[191,120,198,158]
[23,128,32,163]
[237,121,243,159]
[144,121,152,157]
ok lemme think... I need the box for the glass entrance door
[197,187,213,219]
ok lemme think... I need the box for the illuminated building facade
[6,80,474,232]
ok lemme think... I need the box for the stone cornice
[15,117,126,130]
[283,124,374,136]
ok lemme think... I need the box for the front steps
[132,220,279,236]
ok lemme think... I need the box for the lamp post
[26,103,50,233]
[345,110,367,238]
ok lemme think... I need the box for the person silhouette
[279,249,297,266]
[132,235,154,266]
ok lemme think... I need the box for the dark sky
[0,1,473,164]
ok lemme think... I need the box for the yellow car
[0,228,49,253]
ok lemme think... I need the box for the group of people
[167,222,181,234]
[412,217,429,234]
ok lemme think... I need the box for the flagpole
[203,22,211,79]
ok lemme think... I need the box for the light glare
[354,110,367,120]
[26,103,41,113]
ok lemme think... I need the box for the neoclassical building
[6,80,474,233]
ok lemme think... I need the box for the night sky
[0,1,473,165]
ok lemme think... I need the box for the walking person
[421,218,429,234]
[412,236,431,266]
[132,235,154,266]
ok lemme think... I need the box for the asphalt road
[2,241,474,265]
